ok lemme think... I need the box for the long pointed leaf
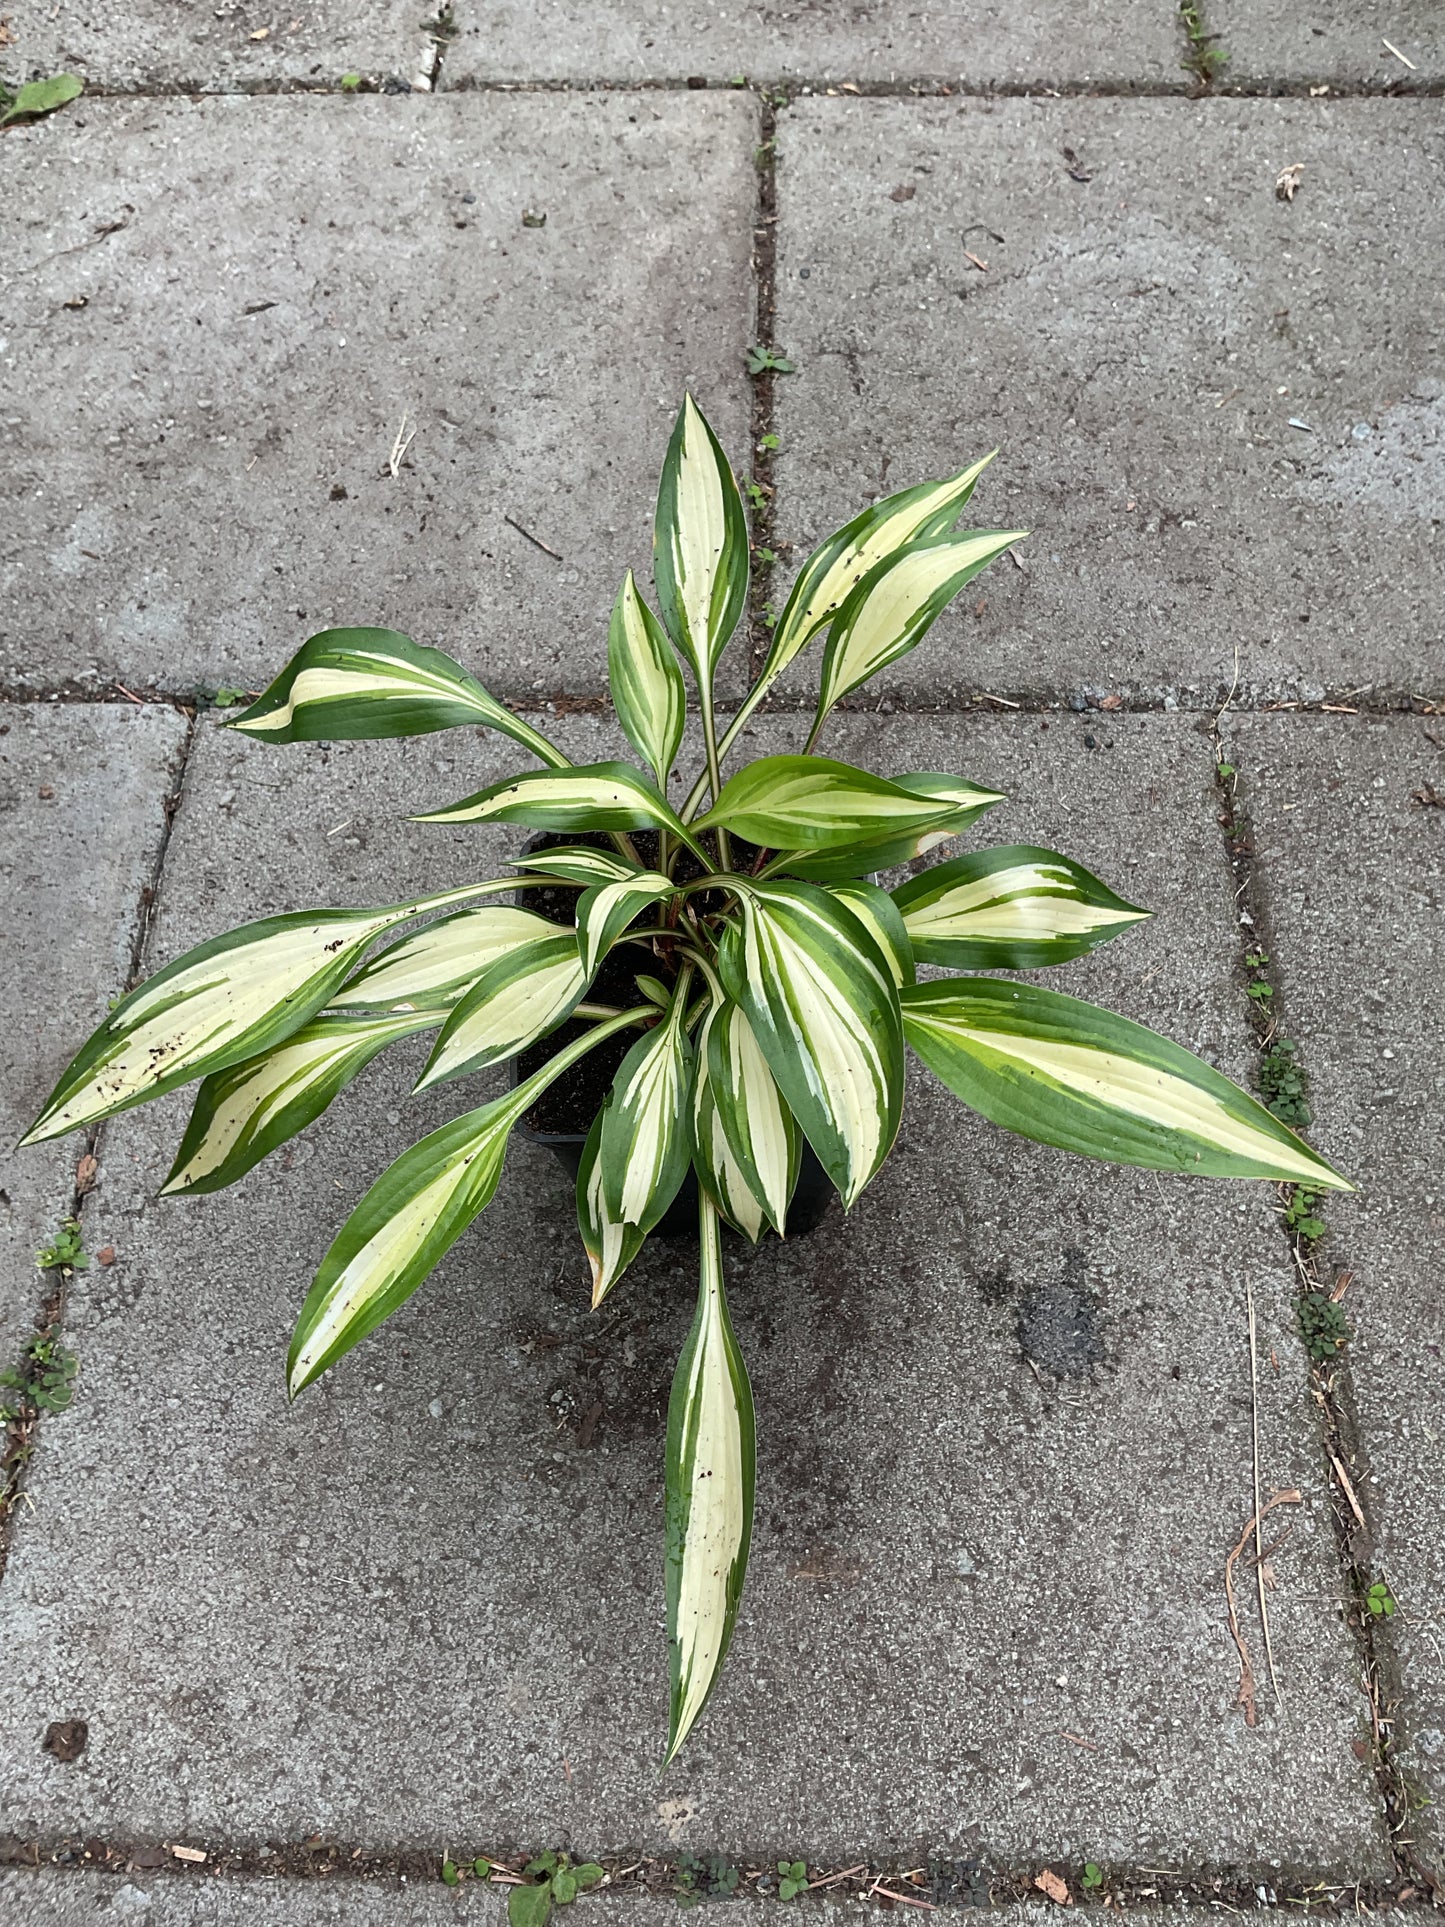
[893,846,1149,970]
[721,882,903,1208]
[22,883,497,1144]
[696,754,958,853]
[414,761,693,846]
[609,570,688,784]
[703,998,798,1237]
[663,1193,755,1764]
[576,871,676,979]
[231,628,567,768]
[506,844,641,886]
[815,529,1026,725]
[577,1111,650,1307]
[287,1012,643,1392]
[416,934,588,1090]
[653,393,749,681]
[330,904,556,1011]
[759,453,998,694]
[777,772,1005,881]
[599,991,695,1227]
[162,1008,439,1196]
[901,979,1352,1189]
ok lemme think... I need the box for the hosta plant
[24,396,1349,1761]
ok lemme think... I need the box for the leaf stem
[696,686,732,872]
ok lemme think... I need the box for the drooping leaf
[230,628,567,768]
[778,771,1005,881]
[330,903,556,1011]
[892,846,1149,970]
[663,1193,755,1764]
[162,1008,439,1196]
[0,73,83,125]
[901,978,1353,1189]
[697,1009,774,1233]
[828,879,915,988]
[21,883,496,1144]
[415,761,695,850]
[287,1012,644,1392]
[609,569,687,784]
[758,453,998,696]
[695,754,957,853]
[702,998,799,1237]
[577,1111,650,1307]
[814,529,1026,725]
[720,881,903,1208]
[415,933,588,1090]
[653,393,750,680]
[599,989,695,1227]
[505,844,641,886]
[575,870,676,978]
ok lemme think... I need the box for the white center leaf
[599,992,695,1228]
[653,394,750,682]
[575,871,676,979]
[893,846,1148,970]
[416,933,589,1090]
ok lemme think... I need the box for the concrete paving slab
[0,709,1384,1869]
[771,97,1445,708]
[4,1,437,93]
[1223,712,1445,1868]
[0,93,756,701]
[442,3,1182,90]
[1212,4,1443,90]
[0,702,187,1364]
[0,1864,489,1923]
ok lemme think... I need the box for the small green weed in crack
[1178,0,1228,82]
[1297,1288,1348,1363]
[746,345,795,376]
[1258,1037,1311,1128]
[1282,1185,1326,1243]
[0,1329,79,1423]
[1366,1578,1397,1619]
[777,1862,809,1901]
[1081,1863,1105,1893]
[439,1855,493,1889]
[339,73,363,93]
[508,1853,605,1926]
[744,478,769,515]
[36,1217,88,1275]
[195,686,253,710]
[677,1855,741,1908]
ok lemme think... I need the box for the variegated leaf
[893,846,1149,969]
[330,904,556,1011]
[653,393,749,679]
[901,979,1352,1189]
[696,755,957,853]
[162,1007,439,1196]
[609,569,688,784]
[599,990,695,1227]
[21,882,498,1144]
[828,880,915,989]
[664,1193,755,1764]
[720,881,903,1208]
[814,529,1026,725]
[703,997,798,1237]
[576,871,676,978]
[287,1010,644,1392]
[231,627,567,768]
[778,771,1006,881]
[757,453,998,695]
[692,1063,767,1243]
[577,1110,650,1307]
[415,933,588,1090]
[507,844,642,885]
[415,760,694,848]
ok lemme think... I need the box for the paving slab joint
[1177,0,1229,91]
[1210,712,1442,1900]
[745,92,783,681]
[0,705,198,1591]
[2,1838,1438,1911]
[424,3,457,92]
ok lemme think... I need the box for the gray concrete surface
[0,1864,492,1924]
[1212,4,1443,90]
[771,97,1445,708]
[442,2,1182,89]
[1224,713,1445,1866]
[0,708,1383,1870]
[0,703,187,1362]
[4,1,438,93]
[0,93,756,701]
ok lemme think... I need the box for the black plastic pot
[509,832,838,1241]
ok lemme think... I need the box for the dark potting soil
[514,828,759,1139]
